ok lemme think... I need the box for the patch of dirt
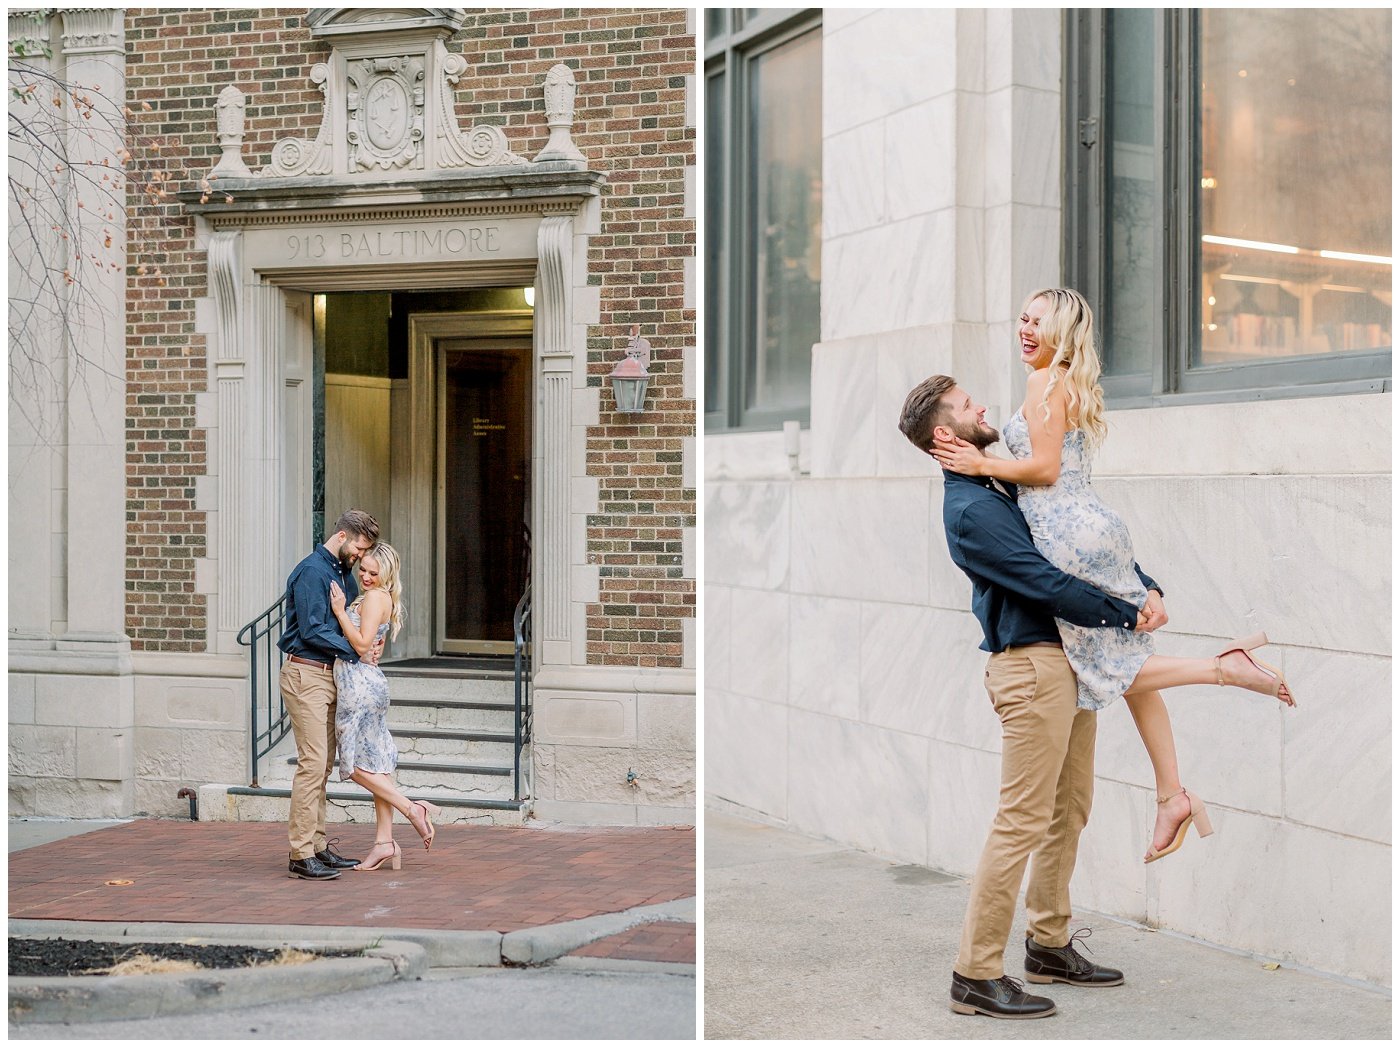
[9,938,362,978]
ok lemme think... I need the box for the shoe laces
[1064,927,1096,971]
[995,975,1029,995]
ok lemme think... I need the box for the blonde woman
[329,542,442,869]
[933,288,1296,863]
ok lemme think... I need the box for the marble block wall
[706,8,1390,986]
[814,7,1062,479]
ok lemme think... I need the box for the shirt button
[1101,619,1106,625]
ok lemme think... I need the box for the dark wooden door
[437,340,531,652]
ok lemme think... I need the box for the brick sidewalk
[568,920,695,964]
[9,820,694,933]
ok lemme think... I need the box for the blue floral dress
[1003,409,1153,710]
[333,603,397,779]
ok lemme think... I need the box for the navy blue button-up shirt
[941,471,1159,654]
[277,545,360,664]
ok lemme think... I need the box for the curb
[502,896,696,965]
[9,938,426,1025]
[9,896,696,973]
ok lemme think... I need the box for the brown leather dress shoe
[949,972,1056,1018]
[1024,929,1124,986]
[315,838,360,870]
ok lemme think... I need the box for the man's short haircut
[332,509,380,544]
[898,375,958,451]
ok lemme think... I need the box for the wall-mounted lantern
[609,325,651,414]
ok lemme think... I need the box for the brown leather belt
[1000,641,1063,653]
[287,654,331,670]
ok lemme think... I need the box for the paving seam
[550,956,696,977]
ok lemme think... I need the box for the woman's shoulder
[1025,364,1070,389]
[361,588,392,608]
[1026,366,1072,405]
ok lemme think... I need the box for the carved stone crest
[347,55,426,172]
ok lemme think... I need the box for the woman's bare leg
[349,769,431,841]
[1127,652,1291,704]
[1123,690,1192,856]
[373,796,394,840]
[1120,647,1289,857]
[355,795,397,868]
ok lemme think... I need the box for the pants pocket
[985,655,1038,718]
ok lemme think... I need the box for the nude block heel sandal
[1215,632,1297,708]
[1144,787,1213,864]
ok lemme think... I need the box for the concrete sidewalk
[705,810,1391,1040]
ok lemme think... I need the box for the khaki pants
[954,645,1097,979]
[280,661,337,860]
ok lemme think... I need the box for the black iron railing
[512,581,533,802]
[236,593,290,788]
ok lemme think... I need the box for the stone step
[380,655,517,679]
[197,783,528,827]
[381,675,518,704]
[389,730,516,764]
[388,726,515,745]
[386,699,519,733]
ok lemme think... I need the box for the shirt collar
[942,469,1016,499]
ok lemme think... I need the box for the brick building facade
[11,7,697,825]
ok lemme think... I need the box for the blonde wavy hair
[1022,287,1108,448]
[358,541,405,641]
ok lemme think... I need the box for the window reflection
[746,28,821,417]
[1198,9,1392,365]
[1103,9,1157,378]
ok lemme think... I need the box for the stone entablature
[208,7,583,182]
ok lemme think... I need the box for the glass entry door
[436,339,532,654]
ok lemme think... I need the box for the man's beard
[950,417,1000,450]
[336,546,360,571]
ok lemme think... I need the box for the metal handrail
[512,580,533,802]
[236,593,289,788]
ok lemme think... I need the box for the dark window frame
[705,8,822,432]
[1064,9,1392,409]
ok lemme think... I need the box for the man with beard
[898,376,1160,1019]
[277,509,380,880]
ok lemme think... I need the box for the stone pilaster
[207,230,244,649]
[8,10,61,643]
[56,7,127,646]
[535,214,574,664]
